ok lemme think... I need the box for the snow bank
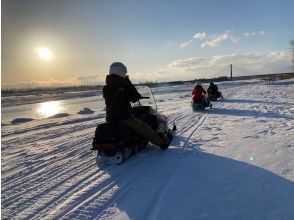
[77,108,95,115]
[48,113,70,118]
[10,118,34,124]
[179,94,190,98]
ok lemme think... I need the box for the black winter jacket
[103,74,142,122]
[208,84,219,93]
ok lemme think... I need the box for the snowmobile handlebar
[140,96,150,99]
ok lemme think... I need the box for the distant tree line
[193,76,231,83]
[2,84,103,96]
[136,76,231,87]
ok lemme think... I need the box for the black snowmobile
[207,91,222,101]
[207,84,223,101]
[92,86,176,164]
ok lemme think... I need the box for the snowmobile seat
[94,122,137,142]
[132,106,156,115]
[132,106,158,129]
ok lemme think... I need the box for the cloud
[168,57,210,69]
[193,32,207,40]
[259,30,265,35]
[244,30,265,38]
[76,74,104,84]
[201,31,238,48]
[180,32,207,48]
[181,31,239,49]
[5,78,72,89]
[181,30,267,49]
[132,51,292,82]
[169,51,290,73]
[180,40,193,48]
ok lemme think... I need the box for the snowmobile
[92,86,176,165]
[192,95,212,111]
[207,91,222,101]
[191,99,206,111]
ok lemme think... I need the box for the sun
[35,47,54,61]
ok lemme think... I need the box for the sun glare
[35,47,53,61]
[37,101,63,117]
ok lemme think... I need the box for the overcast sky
[2,0,294,88]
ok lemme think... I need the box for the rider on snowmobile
[192,81,212,108]
[207,82,223,99]
[102,62,170,150]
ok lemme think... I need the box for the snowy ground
[1,80,294,220]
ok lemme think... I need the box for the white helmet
[195,81,201,86]
[109,62,127,78]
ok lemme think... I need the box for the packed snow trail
[2,96,206,219]
[1,81,294,220]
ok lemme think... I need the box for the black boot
[160,134,172,150]
[160,142,169,150]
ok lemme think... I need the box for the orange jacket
[192,86,206,100]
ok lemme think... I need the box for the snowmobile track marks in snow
[182,114,208,149]
[2,91,218,219]
[56,158,157,219]
[56,111,208,220]
[143,114,208,219]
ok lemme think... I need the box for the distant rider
[207,82,223,99]
[192,81,212,108]
[102,62,170,150]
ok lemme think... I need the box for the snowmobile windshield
[132,86,157,114]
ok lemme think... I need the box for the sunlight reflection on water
[36,101,64,118]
